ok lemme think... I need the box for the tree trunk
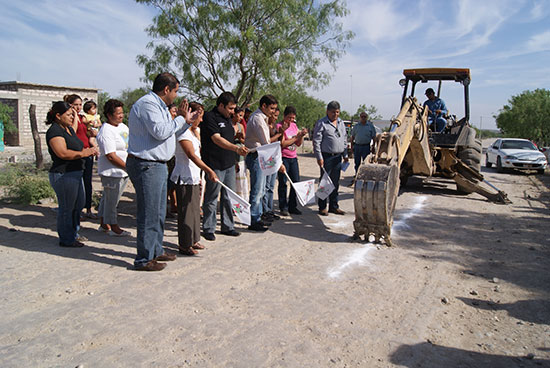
[29,104,44,170]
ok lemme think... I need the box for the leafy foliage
[119,87,149,124]
[97,91,111,121]
[351,104,382,121]
[136,0,354,106]
[266,87,326,129]
[0,102,17,134]
[0,164,55,205]
[495,89,550,146]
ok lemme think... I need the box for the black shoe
[248,222,269,232]
[259,220,272,227]
[262,212,280,221]
[203,232,216,241]
[59,240,85,248]
[280,210,290,216]
[289,208,302,215]
[220,229,240,237]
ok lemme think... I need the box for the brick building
[0,81,98,147]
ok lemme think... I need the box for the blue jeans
[278,157,300,211]
[353,144,370,174]
[126,156,168,267]
[318,153,342,211]
[429,116,446,132]
[202,166,236,234]
[49,170,84,246]
[262,173,276,214]
[246,153,266,224]
[82,156,93,210]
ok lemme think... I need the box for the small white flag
[291,179,316,206]
[257,142,282,176]
[316,170,335,200]
[218,181,251,225]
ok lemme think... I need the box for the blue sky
[1,0,549,129]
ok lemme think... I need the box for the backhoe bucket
[353,163,400,245]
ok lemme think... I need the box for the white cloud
[527,30,550,52]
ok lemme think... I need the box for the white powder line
[327,195,427,279]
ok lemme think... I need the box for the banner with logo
[316,170,335,200]
[256,142,282,176]
[285,172,315,206]
[218,181,251,225]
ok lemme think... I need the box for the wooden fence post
[29,104,44,170]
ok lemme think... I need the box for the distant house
[0,81,98,147]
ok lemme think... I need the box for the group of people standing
[45,71,378,272]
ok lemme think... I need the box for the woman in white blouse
[97,99,130,236]
[171,102,218,255]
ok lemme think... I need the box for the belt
[321,152,342,157]
[354,143,370,146]
[128,154,167,164]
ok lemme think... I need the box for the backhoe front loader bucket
[353,163,400,246]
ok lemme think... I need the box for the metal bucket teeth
[353,163,400,245]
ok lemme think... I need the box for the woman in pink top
[277,106,308,216]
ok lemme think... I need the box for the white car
[486,138,547,174]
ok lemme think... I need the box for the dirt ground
[0,142,549,367]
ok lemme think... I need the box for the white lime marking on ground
[327,196,427,279]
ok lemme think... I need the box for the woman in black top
[46,102,98,247]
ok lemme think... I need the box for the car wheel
[496,156,504,173]
[485,154,492,168]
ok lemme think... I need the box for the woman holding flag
[277,106,308,216]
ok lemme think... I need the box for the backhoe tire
[485,154,492,168]
[456,128,482,194]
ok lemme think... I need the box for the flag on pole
[285,171,315,206]
[218,181,251,225]
[257,142,282,176]
[316,170,335,200]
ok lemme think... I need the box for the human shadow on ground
[457,297,550,325]
[389,342,549,368]
[0,224,133,268]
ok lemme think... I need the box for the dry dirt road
[0,148,549,367]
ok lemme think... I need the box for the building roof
[0,81,98,92]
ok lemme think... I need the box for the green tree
[119,87,149,123]
[97,91,111,120]
[352,104,382,121]
[271,87,326,130]
[136,0,354,106]
[495,89,550,145]
[0,102,17,134]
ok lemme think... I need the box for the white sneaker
[107,230,131,237]
[98,226,109,233]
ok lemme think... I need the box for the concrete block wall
[0,82,98,148]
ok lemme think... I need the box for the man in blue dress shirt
[423,88,448,132]
[350,111,377,181]
[127,72,199,271]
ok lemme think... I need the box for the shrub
[8,175,55,205]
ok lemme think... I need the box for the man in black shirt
[201,92,248,240]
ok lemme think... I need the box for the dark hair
[259,94,278,107]
[46,101,72,125]
[425,88,435,95]
[103,99,124,119]
[327,101,340,111]
[83,100,97,113]
[284,106,297,116]
[216,91,237,107]
[234,107,244,114]
[189,101,204,112]
[63,94,82,105]
[152,72,180,93]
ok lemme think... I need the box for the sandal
[178,247,198,256]
[192,242,205,250]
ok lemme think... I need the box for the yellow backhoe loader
[353,68,510,246]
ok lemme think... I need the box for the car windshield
[500,140,537,150]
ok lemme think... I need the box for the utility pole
[350,74,353,121]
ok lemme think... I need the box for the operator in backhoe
[423,88,448,132]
